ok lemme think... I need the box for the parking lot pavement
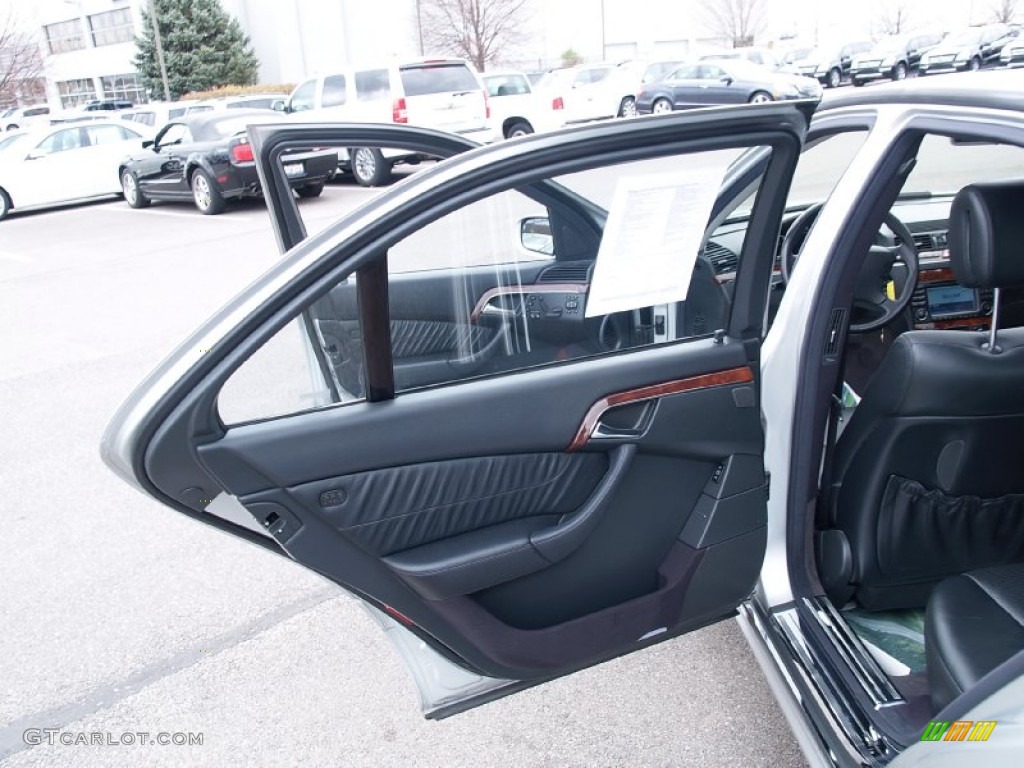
[0,178,807,767]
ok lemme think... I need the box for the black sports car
[118,110,337,215]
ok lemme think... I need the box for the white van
[285,57,494,186]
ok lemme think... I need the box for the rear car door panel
[107,108,808,704]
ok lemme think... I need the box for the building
[28,0,148,108]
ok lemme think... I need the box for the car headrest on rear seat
[948,181,1024,288]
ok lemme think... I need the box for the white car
[534,63,651,124]
[0,120,152,221]
[182,93,287,114]
[119,101,193,129]
[284,58,494,186]
[3,105,51,132]
[482,71,561,138]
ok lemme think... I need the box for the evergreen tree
[134,0,260,99]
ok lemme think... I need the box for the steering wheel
[779,203,919,333]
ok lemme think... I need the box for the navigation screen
[926,284,978,317]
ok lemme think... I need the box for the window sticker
[586,160,730,318]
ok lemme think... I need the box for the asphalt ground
[0,163,809,767]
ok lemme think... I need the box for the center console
[911,267,993,330]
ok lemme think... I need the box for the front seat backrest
[824,180,1024,610]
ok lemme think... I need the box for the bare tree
[0,10,45,106]
[990,0,1019,23]
[419,0,530,71]
[872,1,914,36]
[702,0,767,48]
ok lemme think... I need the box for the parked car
[534,64,628,124]
[118,110,337,215]
[612,60,688,117]
[3,105,51,132]
[0,130,26,152]
[0,120,151,220]
[284,57,493,186]
[850,32,945,84]
[482,71,560,138]
[919,24,1015,74]
[702,47,797,73]
[103,70,1024,767]
[119,101,193,128]
[82,99,134,112]
[183,93,287,114]
[636,59,820,113]
[793,41,874,87]
[1001,32,1024,67]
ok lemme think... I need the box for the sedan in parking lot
[919,23,1015,74]
[636,59,820,114]
[119,110,338,215]
[0,120,151,221]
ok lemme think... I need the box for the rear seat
[925,564,1024,711]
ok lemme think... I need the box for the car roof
[169,108,283,129]
[820,69,1024,113]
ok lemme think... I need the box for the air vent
[703,241,739,274]
[824,308,847,361]
[537,261,590,283]
[912,233,934,251]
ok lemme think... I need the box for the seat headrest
[948,181,1024,289]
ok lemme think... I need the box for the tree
[701,0,767,48]
[419,0,531,71]
[990,0,1019,23]
[134,0,259,100]
[561,48,582,67]
[872,1,915,36]
[0,10,44,106]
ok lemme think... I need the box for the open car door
[102,106,810,717]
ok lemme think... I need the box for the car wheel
[5,124,18,131]
[748,91,773,104]
[652,98,673,114]
[121,170,150,209]
[0,186,11,221]
[191,169,226,215]
[296,181,325,198]
[893,62,908,80]
[505,120,533,138]
[618,96,637,118]
[351,147,392,187]
[827,67,841,88]
[969,56,982,71]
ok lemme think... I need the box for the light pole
[146,0,171,101]
[600,0,606,60]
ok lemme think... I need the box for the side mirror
[142,139,155,150]
[272,100,286,112]
[520,217,554,256]
[720,75,734,85]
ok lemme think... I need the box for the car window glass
[399,64,479,96]
[157,123,191,146]
[901,135,1024,196]
[355,69,391,101]
[700,64,725,79]
[485,75,530,96]
[218,145,770,425]
[35,128,84,154]
[670,65,699,79]
[289,79,317,111]
[323,75,347,107]
[86,124,129,145]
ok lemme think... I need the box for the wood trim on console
[918,268,955,284]
[566,366,755,452]
[470,283,588,322]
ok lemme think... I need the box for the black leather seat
[926,564,1024,711]
[820,180,1024,610]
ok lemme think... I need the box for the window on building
[44,19,86,54]
[100,73,147,104]
[88,9,135,47]
[57,78,97,108]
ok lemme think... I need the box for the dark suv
[793,41,874,88]
[919,24,1015,74]
[850,32,944,84]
